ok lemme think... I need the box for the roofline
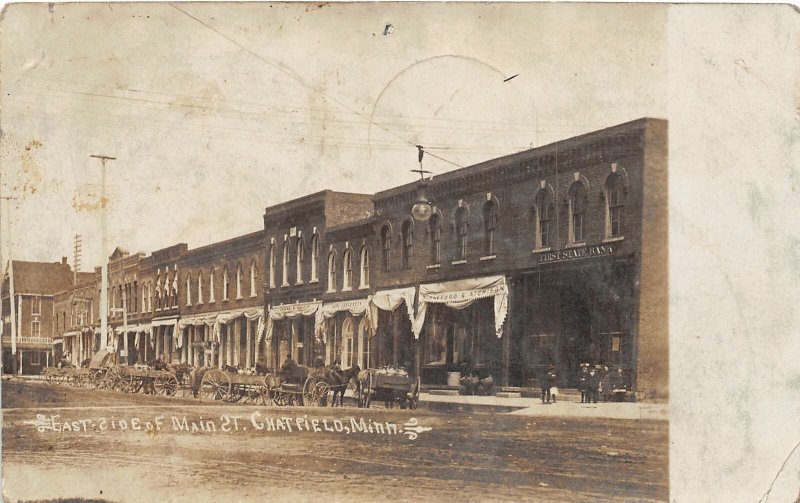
[374,117,666,201]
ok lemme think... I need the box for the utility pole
[0,196,19,374]
[90,155,115,352]
[73,234,82,283]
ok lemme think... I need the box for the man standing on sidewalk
[586,367,600,404]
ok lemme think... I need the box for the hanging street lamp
[411,145,433,222]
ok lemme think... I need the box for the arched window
[250,260,258,297]
[310,234,319,282]
[429,213,441,264]
[198,272,204,304]
[380,225,391,271]
[282,241,290,287]
[186,274,192,306]
[209,269,216,303]
[155,274,161,310]
[455,207,468,260]
[296,238,305,285]
[341,317,355,369]
[605,173,624,238]
[268,243,277,289]
[223,266,230,300]
[534,190,553,249]
[327,251,337,292]
[569,182,588,243]
[359,246,370,288]
[343,248,353,290]
[236,263,243,299]
[401,220,412,268]
[483,201,497,256]
[141,282,147,313]
[148,282,153,312]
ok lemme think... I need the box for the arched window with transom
[198,271,204,304]
[269,243,277,289]
[568,181,588,244]
[223,266,230,300]
[401,220,412,268]
[250,260,258,296]
[282,241,290,287]
[296,238,305,285]
[327,251,337,292]
[380,225,391,272]
[482,200,497,256]
[534,189,553,250]
[605,173,625,238]
[429,213,441,264]
[343,248,353,290]
[186,274,192,306]
[359,246,370,288]
[455,207,468,260]
[310,234,319,282]
[209,269,216,303]
[236,263,243,299]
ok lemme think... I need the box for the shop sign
[538,244,616,264]
[420,283,506,303]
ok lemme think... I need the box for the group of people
[579,364,629,403]
[538,364,629,404]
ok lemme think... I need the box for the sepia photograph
[0,2,797,502]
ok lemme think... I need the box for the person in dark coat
[538,365,551,404]
[586,367,600,403]
[578,363,590,403]
[610,367,627,401]
[547,366,558,403]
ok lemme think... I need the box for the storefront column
[501,277,516,388]
[245,319,253,368]
[233,317,241,367]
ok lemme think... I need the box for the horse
[326,365,360,407]
[168,363,192,388]
[80,357,91,369]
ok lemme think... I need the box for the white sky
[0,3,666,266]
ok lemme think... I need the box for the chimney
[61,256,68,265]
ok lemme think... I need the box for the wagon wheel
[201,369,231,401]
[406,376,421,410]
[78,370,92,388]
[303,377,318,406]
[130,376,144,393]
[360,372,373,409]
[115,367,132,392]
[103,367,120,391]
[154,374,179,396]
[314,382,330,407]
[225,384,245,403]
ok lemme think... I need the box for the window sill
[222,298,229,303]
[479,255,496,262]
[295,281,304,286]
[209,300,215,304]
[532,247,551,254]
[342,287,352,292]
[309,279,319,284]
[602,236,625,243]
[281,283,289,288]
[426,264,441,270]
[197,301,203,305]
[250,293,258,298]
[236,296,243,300]
[326,289,337,294]
[451,259,467,266]
[566,241,586,249]
[359,285,370,290]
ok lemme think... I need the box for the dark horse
[326,365,360,407]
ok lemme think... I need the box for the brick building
[176,231,265,369]
[276,118,668,401]
[261,191,374,370]
[54,272,98,366]
[2,259,81,374]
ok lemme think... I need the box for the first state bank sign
[538,243,617,264]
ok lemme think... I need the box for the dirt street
[2,379,668,502]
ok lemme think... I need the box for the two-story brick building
[261,191,374,370]
[54,271,97,366]
[272,118,667,401]
[2,259,81,374]
[176,231,265,369]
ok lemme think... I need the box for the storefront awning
[316,297,372,341]
[413,275,509,339]
[368,287,416,336]
[179,309,264,345]
[263,301,322,343]
[61,330,81,338]
[113,323,152,335]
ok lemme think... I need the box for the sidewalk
[419,392,668,420]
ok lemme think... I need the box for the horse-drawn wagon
[199,367,271,404]
[359,367,420,409]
